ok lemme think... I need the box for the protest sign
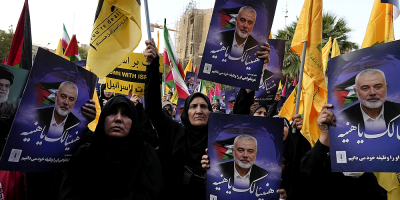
[185,72,199,94]
[0,48,97,172]
[174,98,186,123]
[105,52,163,96]
[224,88,240,114]
[255,39,285,105]
[198,0,277,90]
[328,40,400,172]
[207,113,283,200]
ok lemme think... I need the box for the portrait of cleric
[218,134,268,189]
[0,67,17,125]
[341,69,400,133]
[36,81,81,141]
[220,6,259,60]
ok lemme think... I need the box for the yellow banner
[105,52,163,96]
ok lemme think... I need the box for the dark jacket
[342,101,400,131]
[300,140,387,200]
[218,161,268,185]
[145,56,212,200]
[221,30,259,56]
[36,107,80,138]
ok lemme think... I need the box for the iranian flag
[213,83,221,103]
[64,34,80,61]
[199,79,207,95]
[62,23,70,50]
[163,19,189,99]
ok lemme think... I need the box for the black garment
[281,128,311,200]
[300,140,387,200]
[136,101,159,148]
[145,56,212,200]
[98,84,114,108]
[36,107,80,139]
[342,101,400,131]
[220,30,259,56]
[59,95,163,200]
[233,88,278,117]
[218,161,268,185]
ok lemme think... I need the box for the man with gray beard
[342,68,400,133]
[0,66,17,124]
[36,81,80,141]
[218,134,268,189]
[220,6,259,59]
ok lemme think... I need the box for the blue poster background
[0,48,97,172]
[198,0,277,90]
[255,39,285,105]
[174,98,186,123]
[328,40,400,172]
[224,87,240,114]
[207,113,283,200]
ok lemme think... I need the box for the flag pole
[143,0,152,41]
[292,41,307,133]
[163,63,166,95]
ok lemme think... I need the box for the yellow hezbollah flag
[87,89,102,132]
[157,30,160,52]
[322,37,331,73]
[55,39,64,57]
[184,58,192,75]
[87,0,141,78]
[361,0,395,48]
[269,32,273,39]
[331,38,341,58]
[170,89,178,104]
[280,0,327,147]
[278,80,282,90]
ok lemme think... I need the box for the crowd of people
[0,40,388,200]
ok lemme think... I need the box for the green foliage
[0,25,14,61]
[78,46,88,60]
[275,12,359,85]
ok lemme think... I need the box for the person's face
[168,94,172,100]
[214,99,219,105]
[104,90,113,98]
[354,73,387,109]
[253,106,267,117]
[190,77,194,84]
[0,79,10,98]
[212,106,218,112]
[104,104,132,138]
[233,138,257,169]
[235,9,256,39]
[164,104,172,115]
[188,97,209,127]
[173,104,177,116]
[54,85,78,117]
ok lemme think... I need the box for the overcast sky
[1,0,399,53]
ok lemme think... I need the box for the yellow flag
[87,0,141,78]
[331,38,341,58]
[361,0,395,48]
[184,58,192,75]
[269,32,273,39]
[87,89,102,132]
[280,0,327,147]
[55,39,64,57]
[375,173,400,200]
[157,30,160,52]
[322,37,332,73]
[170,89,178,104]
[278,80,282,90]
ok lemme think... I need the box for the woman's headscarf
[180,92,213,175]
[99,84,114,108]
[82,95,159,198]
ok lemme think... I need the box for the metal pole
[163,63,166,95]
[144,0,152,41]
[292,41,307,133]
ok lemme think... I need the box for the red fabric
[7,1,28,66]
[36,84,51,106]
[61,39,69,50]
[1,57,7,64]
[165,70,173,82]
[214,83,221,97]
[334,88,350,106]
[208,88,214,103]
[0,171,27,200]
[64,35,79,57]
[220,10,232,29]
[282,75,288,97]
[293,76,297,86]
[163,49,171,66]
[214,143,228,160]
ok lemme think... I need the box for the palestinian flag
[214,137,235,162]
[62,23,70,51]
[164,19,189,99]
[199,80,207,95]
[208,88,214,104]
[165,70,175,89]
[220,7,240,30]
[2,57,7,64]
[213,83,221,102]
[37,82,62,107]
[7,0,32,70]
[281,75,288,97]
[335,85,358,108]
[64,34,80,61]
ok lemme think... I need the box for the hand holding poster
[207,113,283,200]
[105,52,163,96]
[328,40,400,172]
[0,48,97,172]
[198,0,277,90]
[255,39,285,105]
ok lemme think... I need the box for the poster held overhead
[198,0,278,90]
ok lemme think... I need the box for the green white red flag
[163,19,189,99]
[62,23,70,51]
